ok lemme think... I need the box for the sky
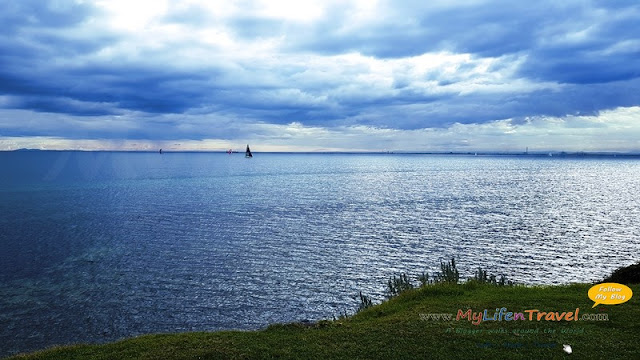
[1,0,639,152]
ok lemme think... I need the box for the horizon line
[5,149,640,157]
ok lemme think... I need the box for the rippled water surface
[1,151,639,356]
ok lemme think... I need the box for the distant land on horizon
[5,148,640,157]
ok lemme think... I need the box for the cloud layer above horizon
[1,0,639,151]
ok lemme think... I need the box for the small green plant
[386,273,414,298]
[498,274,515,286]
[473,267,496,283]
[357,292,374,312]
[417,271,430,287]
[473,267,488,283]
[339,308,350,319]
[434,258,459,284]
[472,267,515,286]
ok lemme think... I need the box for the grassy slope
[9,283,640,360]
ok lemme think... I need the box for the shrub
[386,273,414,298]
[434,258,459,284]
[418,271,430,287]
[357,292,374,312]
[602,262,640,284]
[472,267,514,286]
[355,258,520,315]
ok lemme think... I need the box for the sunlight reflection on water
[1,152,639,356]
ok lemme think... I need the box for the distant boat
[245,145,253,158]
[159,148,162,154]
[227,148,233,155]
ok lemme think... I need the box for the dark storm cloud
[3,96,120,116]
[0,63,213,115]
[66,64,222,113]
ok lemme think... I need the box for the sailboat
[245,144,253,158]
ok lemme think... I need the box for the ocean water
[1,151,639,357]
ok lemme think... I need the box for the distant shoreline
[4,148,640,157]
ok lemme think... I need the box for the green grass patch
[8,282,639,360]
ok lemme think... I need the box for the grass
[8,281,640,360]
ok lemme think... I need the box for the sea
[1,151,639,357]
